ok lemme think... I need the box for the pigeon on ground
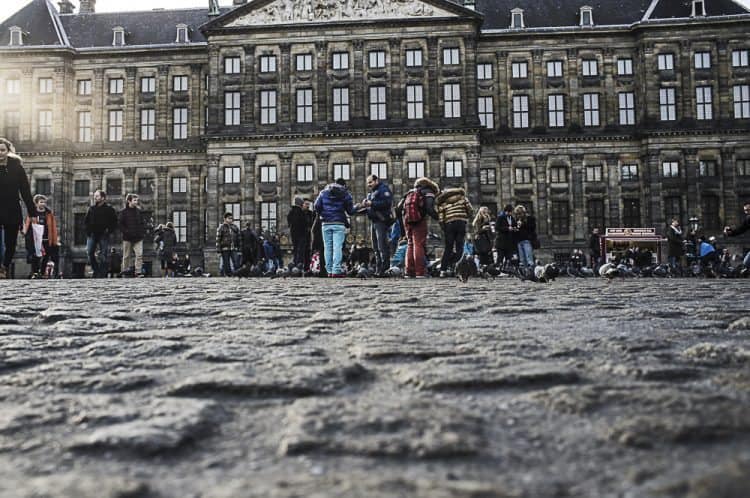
[599,262,619,280]
[455,254,476,283]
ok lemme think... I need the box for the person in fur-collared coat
[396,177,439,278]
[436,187,473,276]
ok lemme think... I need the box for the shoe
[439,271,447,278]
[415,275,427,279]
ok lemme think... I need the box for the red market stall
[602,228,667,264]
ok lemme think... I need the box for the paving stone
[1,473,152,498]
[279,396,485,458]
[398,356,580,390]
[69,398,220,455]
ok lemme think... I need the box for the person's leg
[405,225,415,277]
[743,250,750,268]
[220,251,230,276]
[97,236,109,278]
[1,224,19,270]
[377,223,390,274]
[440,226,453,273]
[134,241,144,275]
[523,240,535,267]
[331,225,346,275]
[322,224,335,275]
[370,223,381,272]
[517,242,528,267]
[122,241,134,273]
[86,236,99,277]
[453,222,466,264]
[413,221,428,276]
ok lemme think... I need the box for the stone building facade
[1,0,749,275]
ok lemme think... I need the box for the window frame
[546,60,563,78]
[582,93,600,127]
[406,84,424,120]
[694,51,711,70]
[407,161,425,179]
[224,166,241,184]
[732,49,749,68]
[172,210,187,243]
[108,109,123,142]
[477,63,493,80]
[445,160,463,178]
[657,53,674,71]
[585,164,603,182]
[581,59,598,77]
[480,168,496,185]
[224,91,241,126]
[171,177,188,194]
[140,108,156,141]
[296,53,313,72]
[514,166,532,184]
[621,164,639,181]
[333,163,351,181]
[405,48,423,68]
[733,84,750,119]
[550,201,570,235]
[260,202,277,232]
[548,94,565,128]
[296,164,314,183]
[224,56,241,75]
[662,161,680,178]
[511,61,528,79]
[332,52,349,70]
[173,75,189,92]
[370,162,387,179]
[260,89,277,125]
[260,164,277,183]
[296,88,313,123]
[442,47,460,66]
[109,78,124,95]
[38,110,53,141]
[173,107,188,140]
[478,95,494,129]
[368,50,386,69]
[369,86,387,121]
[77,79,92,96]
[141,76,156,94]
[512,94,530,129]
[260,55,277,73]
[696,86,713,120]
[619,92,635,125]
[78,111,92,143]
[617,58,633,76]
[659,87,677,121]
[550,166,568,184]
[332,87,350,122]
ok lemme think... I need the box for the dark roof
[648,0,749,19]
[474,0,749,30]
[0,0,64,46]
[60,7,231,48]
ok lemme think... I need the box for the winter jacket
[314,183,355,224]
[154,227,177,258]
[85,202,118,237]
[436,188,473,224]
[118,206,147,243]
[396,177,439,223]
[241,228,258,254]
[472,212,492,236]
[495,212,515,251]
[366,181,394,223]
[727,213,750,237]
[23,208,59,246]
[515,215,537,244]
[216,222,240,251]
[0,154,35,226]
[287,205,311,240]
[666,226,685,258]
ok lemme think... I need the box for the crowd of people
[1,136,749,280]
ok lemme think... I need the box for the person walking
[118,194,148,277]
[0,137,35,279]
[436,187,473,277]
[513,205,537,269]
[287,196,312,269]
[495,204,516,269]
[154,221,177,277]
[216,212,240,277]
[314,178,355,277]
[362,174,393,276]
[472,206,494,266]
[666,219,684,270]
[23,195,60,278]
[724,201,750,271]
[84,189,118,278]
[397,177,439,278]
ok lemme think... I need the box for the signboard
[606,228,656,237]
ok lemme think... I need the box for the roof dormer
[112,26,125,47]
[9,26,23,46]
[580,6,594,26]
[692,0,706,17]
[464,0,476,10]
[510,8,525,29]
[176,24,189,43]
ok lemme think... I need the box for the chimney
[58,1,75,14]
[79,0,96,14]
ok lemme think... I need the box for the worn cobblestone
[0,278,748,497]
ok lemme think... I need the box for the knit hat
[294,196,304,207]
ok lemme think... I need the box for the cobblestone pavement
[0,278,748,498]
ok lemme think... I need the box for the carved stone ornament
[227,0,453,26]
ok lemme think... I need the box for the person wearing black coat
[724,201,750,269]
[666,219,685,269]
[118,194,148,276]
[588,227,602,269]
[85,189,118,278]
[240,223,258,267]
[287,197,312,268]
[495,204,516,268]
[0,138,35,278]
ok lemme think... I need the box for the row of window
[3,82,746,143]
[9,47,747,99]
[490,160,750,187]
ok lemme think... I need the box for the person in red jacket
[23,195,60,278]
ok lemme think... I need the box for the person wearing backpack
[436,187,473,277]
[397,177,439,278]
[314,178,355,277]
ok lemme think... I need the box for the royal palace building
[1,0,749,275]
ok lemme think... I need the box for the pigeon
[599,262,620,280]
[533,263,558,283]
[385,266,402,278]
[357,265,373,279]
[455,254,476,283]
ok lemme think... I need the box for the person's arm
[18,165,35,218]
[117,210,126,236]
[345,193,355,215]
[425,194,438,220]
[84,207,93,235]
[728,217,750,237]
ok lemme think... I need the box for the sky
[2,0,750,23]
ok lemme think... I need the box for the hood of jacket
[436,187,466,205]
[414,177,439,193]
[325,183,348,199]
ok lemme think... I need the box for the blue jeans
[370,221,390,274]
[518,240,534,267]
[86,234,110,277]
[322,223,346,275]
